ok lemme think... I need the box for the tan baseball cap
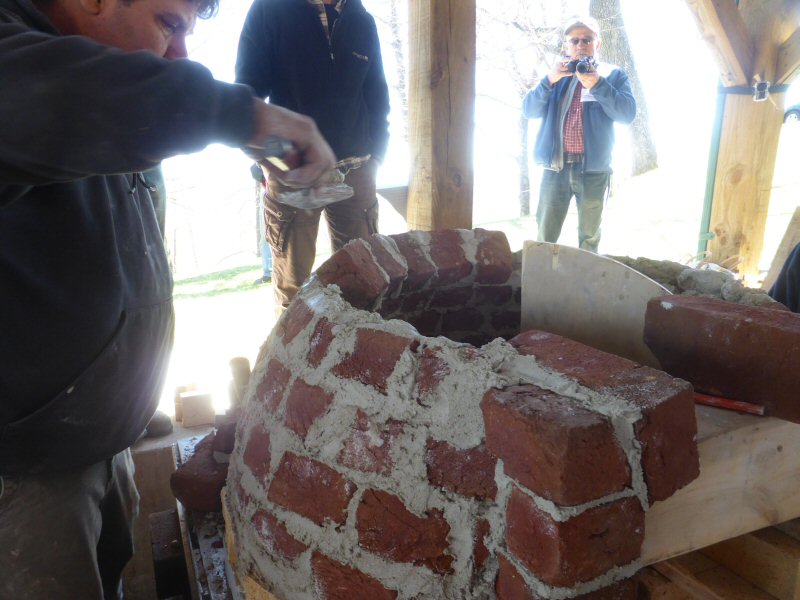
[563,16,601,39]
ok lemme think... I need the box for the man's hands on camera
[547,57,600,89]
[246,101,336,188]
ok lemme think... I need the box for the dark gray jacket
[0,0,256,473]
[236,0,390,162]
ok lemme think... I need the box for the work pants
[0,450,139,600]
[536,163,610,253]
[265,160,379,308]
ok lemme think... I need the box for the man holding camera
[523,16,636,253]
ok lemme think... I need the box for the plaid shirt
[309,0,346,41]
[563,83,584,154]
[307,0,371,169]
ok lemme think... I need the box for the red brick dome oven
[225,229,699,599]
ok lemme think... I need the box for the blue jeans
[258,190,273,278]
[536,165,610,253]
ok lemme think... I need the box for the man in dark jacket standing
[523,16,636,253]
[236,0,391,308]
[0,0,334,597]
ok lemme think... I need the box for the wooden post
[686,0,798,280]
[707,91,785,279]
[407,0,475,231]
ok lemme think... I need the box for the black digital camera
[565,57,597,74]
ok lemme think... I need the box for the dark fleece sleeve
[769,243,800,313]
[0,20,256,185]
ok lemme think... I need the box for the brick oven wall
[225,229,699,600]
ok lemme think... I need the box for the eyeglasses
[567,37,595,46]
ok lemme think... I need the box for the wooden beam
[642,406,800,565]
[407,0,475,231]
[706,92,784,279]
[684,0,753,87]
[776,27,800,85]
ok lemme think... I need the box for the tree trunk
[389,0,409,141]
[519,114,531,216]
[589,0,658,176]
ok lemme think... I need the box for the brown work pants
[0,450,138,600]
[264,160,379,308]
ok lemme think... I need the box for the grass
[173,265,263,299]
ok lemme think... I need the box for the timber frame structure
[405,0,800,280]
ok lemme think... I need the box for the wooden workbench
[643,405,800,564]
[183,405,800,596]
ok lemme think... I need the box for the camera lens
[576,61,592,74]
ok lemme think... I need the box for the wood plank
[707,91,785,282]
[695,566,778,599]
[701,528,800,600]
[683,0,753,87]
[123,445,179,600]
[776,27,800,85]
[407,0,475,231]
[762,207,800,292]
[642,406,800,565]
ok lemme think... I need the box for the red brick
[366,235,408,297]
[474,284,514,305]
[252,510,308,562]
[441,307,485,334]
[332,328,415,394]
[242,424,271,481]
[401,290,429,313]
[474,519,491,571]
[268,453,355,526]
[429,285,474,309]
[311,552,397,600]
[645,295,800,423]
[417,347,450,398]
[390,232,437,290]
[338,410,404,475]
[425,439,497,500]
[481,385,630,506]
[169,432,227,512]
[491,309,521,333]
[255,359,292,414]
[405,310,442,337]
[511,330,699,503]
[496,554,534,600]
[429,229,473,286]
[277,300,314,345]
[357,489,453,574]
[211,421,236,455]
[316,240,389,309]
[284,379,334,439]
[474,229,513,284]
[506,489,644,587]
[307,317,335,367]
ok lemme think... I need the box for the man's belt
[564,152,584,163]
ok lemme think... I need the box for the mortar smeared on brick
[226,229,700,599]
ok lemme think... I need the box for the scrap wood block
[181,391,216,427]
[700,527,800,600]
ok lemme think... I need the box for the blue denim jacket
[523,63,636,173]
